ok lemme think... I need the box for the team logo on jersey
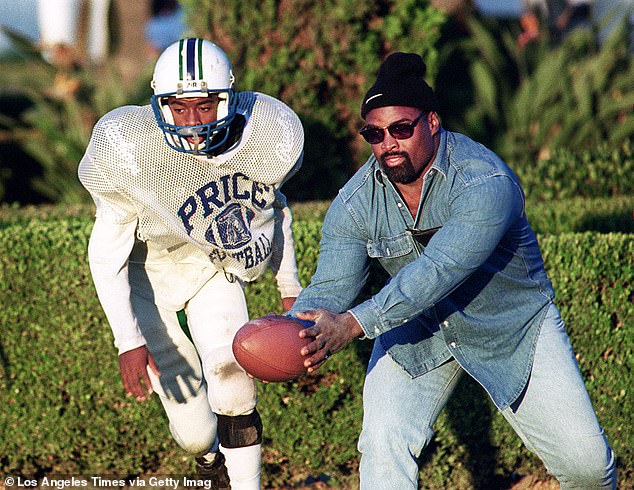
[177,174,274,270]
[212,203,255,249]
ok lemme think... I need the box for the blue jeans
[358,305,616,489]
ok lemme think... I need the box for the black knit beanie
[360,52,439,119]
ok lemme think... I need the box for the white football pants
[130,272,259,473]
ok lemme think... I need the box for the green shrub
[437,14,633,166]
[0,203,96,228]
[0,211,631,488]
[527,195,634,234]
[0,31,152,205]
[501,24,634,165]
[514,139,634,202]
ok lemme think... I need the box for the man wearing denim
[288,52,616,488]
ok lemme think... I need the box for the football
[232,315,313,382]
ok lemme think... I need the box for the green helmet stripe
[197,38,204,79]
[178,38,185,80]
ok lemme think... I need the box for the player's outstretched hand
[296,310,364,372]
[118,345,160,401]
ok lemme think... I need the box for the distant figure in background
[519,0,632,48]
[37,0,80,65]
[37,0,111,66]
[518,0,549,47]
[548,0,593,42]
[145,0,186,57]
[472,0,549,48]
[85,0,110,64]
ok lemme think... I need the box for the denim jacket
[290,129,555,410]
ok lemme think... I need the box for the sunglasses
[359,113,425,144]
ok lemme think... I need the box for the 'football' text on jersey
[208,231,272,270]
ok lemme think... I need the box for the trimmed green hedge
[527,194,634,235]
[514,140,634,202]
[0,212,632,488]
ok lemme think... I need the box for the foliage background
[1,0,632,205]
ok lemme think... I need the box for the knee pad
[217,410,263,449]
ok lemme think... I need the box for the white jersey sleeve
[78,133,138,225]
[269,189,303,298]
[88,217,146,354]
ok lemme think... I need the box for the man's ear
[428,111,441,136]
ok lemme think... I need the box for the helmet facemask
[151,89,237,155]
[150,38,237,156]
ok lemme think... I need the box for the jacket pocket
[367,233,413,259]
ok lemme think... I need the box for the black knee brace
[216,409,263,449]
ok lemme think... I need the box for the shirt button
[443,321,449,327]
[450,341,457,348]
[397,202,403,208]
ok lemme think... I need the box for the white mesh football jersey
[79,91,304,282]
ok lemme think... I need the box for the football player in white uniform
[78,38,305,489]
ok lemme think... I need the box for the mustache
[380,151,409,163]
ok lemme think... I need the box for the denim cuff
[346,310,368,340]
[349,299,386,339]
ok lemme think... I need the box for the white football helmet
[150,38,237,155]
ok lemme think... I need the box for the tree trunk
[112,0,150,82]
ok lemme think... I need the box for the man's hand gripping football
[296,310,364,372]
